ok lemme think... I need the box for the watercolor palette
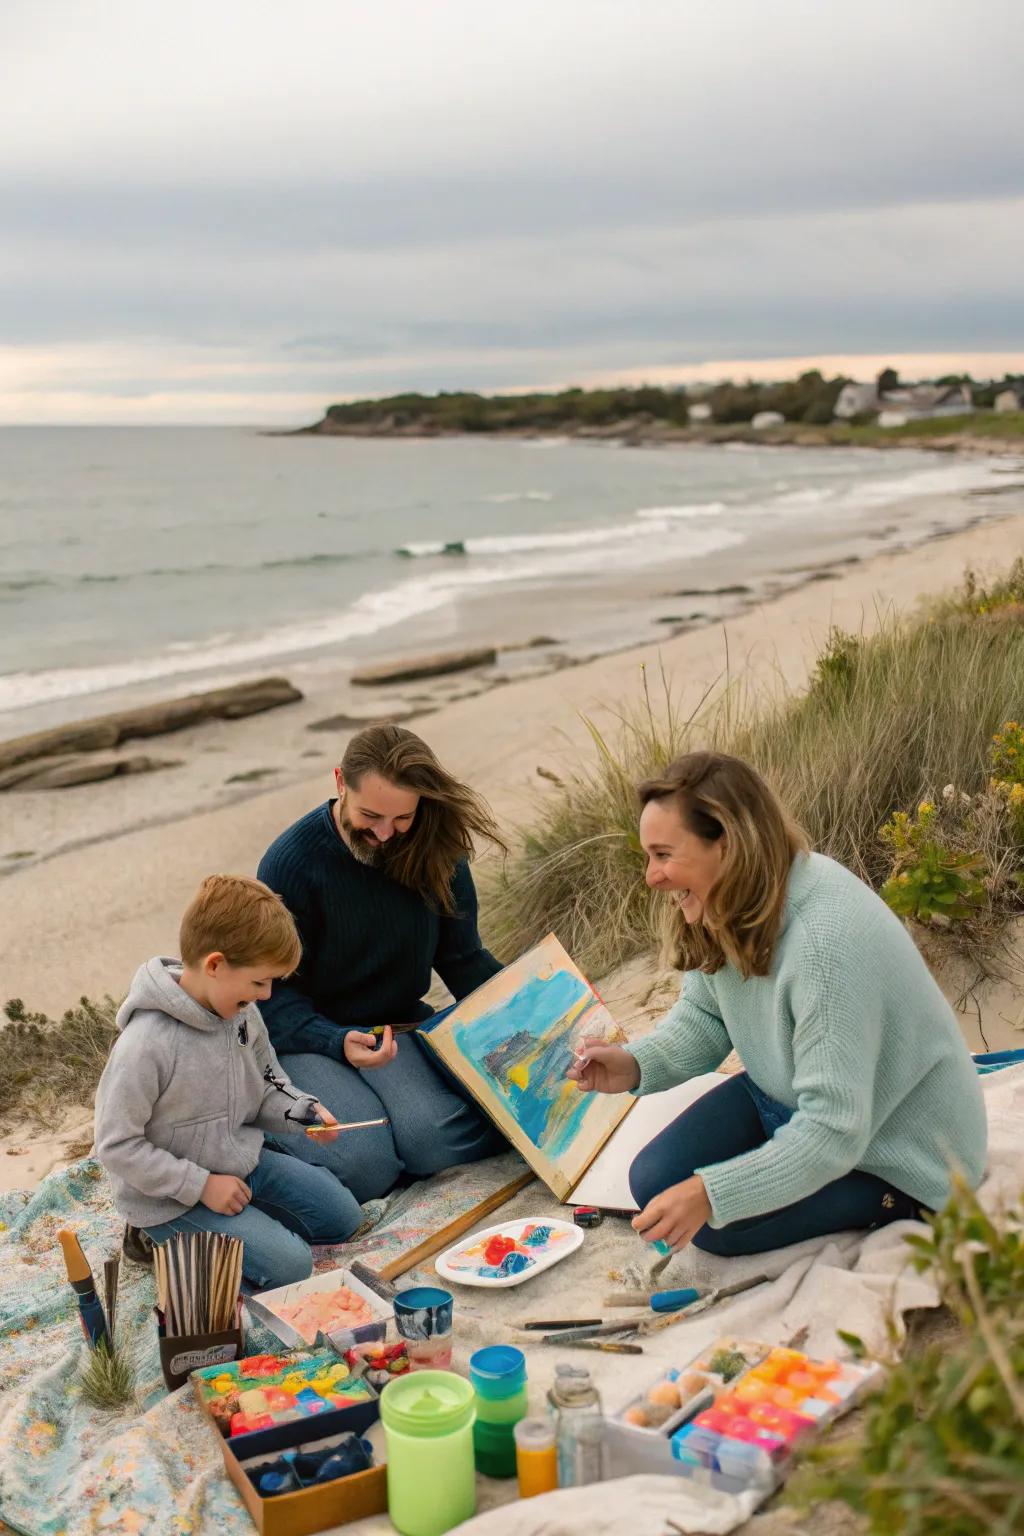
[435,1215,583,1289]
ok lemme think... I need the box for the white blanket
[354,1063,1024,1536]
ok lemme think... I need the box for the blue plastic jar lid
[469,1345,526,1396]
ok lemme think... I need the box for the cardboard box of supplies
[191,1351,387,1536]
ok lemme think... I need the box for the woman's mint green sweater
[626,852,987,1228]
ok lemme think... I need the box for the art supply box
[247,1267,391,1351]
[606,1339,883,1496]
[160,1321,246,1391]
[192,1351,387,1535]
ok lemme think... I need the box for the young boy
[95,874,365,1290]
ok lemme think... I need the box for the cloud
[2,0,1023,420]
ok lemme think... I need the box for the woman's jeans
[629,1073,925,1257]
[275,1035,506,1203]
[145,1146,361,1291]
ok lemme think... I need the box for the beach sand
[2,503,1022,1021]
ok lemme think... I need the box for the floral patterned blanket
[0,1151,530,1536]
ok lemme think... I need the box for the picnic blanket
[1,1064,1021,1536]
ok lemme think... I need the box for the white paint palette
[435,1215,583,1289]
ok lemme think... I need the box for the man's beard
[339,801,396,868]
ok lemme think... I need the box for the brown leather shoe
[122,1223,154,1266]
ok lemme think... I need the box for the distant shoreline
[292,415,1024,456]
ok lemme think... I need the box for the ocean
[0,427,1005,737]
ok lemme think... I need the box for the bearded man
[257,722,508,1201]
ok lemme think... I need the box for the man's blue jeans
[145,1145,362,1291]
[628,1073,924,1257]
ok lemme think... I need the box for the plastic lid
[514,1417,555,1451]
[469,1346,527,1396]
[379,1370,475,1437]
[393,1286,453,1311]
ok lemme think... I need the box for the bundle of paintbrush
[153,1231,243,1337]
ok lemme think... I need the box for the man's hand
[567,1038,641,1094]
[632,1175,713,1253]
[344,1027,398,1070]
[201,1173,252,1216]
[305,1103,342,1141]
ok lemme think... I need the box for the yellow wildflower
[917,801,934,817]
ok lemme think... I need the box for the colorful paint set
[607,1339,883,1493]
[193,1352,378,1441]
[435,1216,583,1289]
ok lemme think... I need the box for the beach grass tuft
[484,565,1024,979]
[0,995,118,1129]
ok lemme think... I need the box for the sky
[2,0,1023,424]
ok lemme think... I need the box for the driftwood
[351,647,497,687]
[0,678,302,773]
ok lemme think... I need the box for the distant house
[833,378,973,424]
[995,387,1024,413]
[689,401,713,422]
[751,410,785,430]
[833,382,879,420]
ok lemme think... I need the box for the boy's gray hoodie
[94,957,318,1227]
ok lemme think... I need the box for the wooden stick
[378,1170,535,1282]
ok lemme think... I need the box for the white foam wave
[481,490,553,504]
[0,523,745,713]
[634,501,726,521]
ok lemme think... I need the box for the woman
[569,752,987,1256]
[257,723,508,1208]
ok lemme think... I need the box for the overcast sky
[3,0,1023,423]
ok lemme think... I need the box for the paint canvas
[422,934,635,1198]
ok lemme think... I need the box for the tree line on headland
[303,370,1024,438]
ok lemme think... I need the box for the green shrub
[795,1177,1024,1534]
[879,802,987,923]
[0,995,118,1127]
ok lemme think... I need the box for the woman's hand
[344,1027,398,1070]
[567,1038,641,1094]
[632,1174,713,1252]
[305,1102,342,1141]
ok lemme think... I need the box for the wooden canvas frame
[422,934,635,1199]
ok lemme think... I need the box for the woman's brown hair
[340,723,507,912]
[638,751,808,978]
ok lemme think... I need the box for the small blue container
[468,1345,526,1399]
[393,1286,454,1341]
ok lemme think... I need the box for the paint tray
[247,1267,391,1350]
[434,1215,583,1289]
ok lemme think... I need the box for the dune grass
[0,995,118,1129]
[483,577,1024,981]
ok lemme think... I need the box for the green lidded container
[469,1345,529,1478]
[380,1371,477,1536]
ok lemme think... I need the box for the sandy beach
[3,501,1023,1022]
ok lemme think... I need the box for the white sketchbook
[569,1072,724,1211]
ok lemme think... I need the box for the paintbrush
[348,1261,398,1305]
[636,1273,773,1336]
[305,1115,389,1138]
[519,1317,605,1331]
[547,1338,644,1355]
[58,1230,110,1350]
[103,1255,120,1344]
[540,1320,642,1345]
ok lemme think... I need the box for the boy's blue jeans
[144,1146,361,1291]
[629,1073,925,1257]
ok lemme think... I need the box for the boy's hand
[305,1102,342,1141]
[201,1173,252,1215]
[344,1027,398,1070]
[567,1038,641,1094]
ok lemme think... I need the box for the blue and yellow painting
[451,965,603,1159]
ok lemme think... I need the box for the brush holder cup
[392,1286,454,1372]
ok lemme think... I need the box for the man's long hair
[340,723,506,911]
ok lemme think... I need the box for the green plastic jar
[380,1371,477,1536]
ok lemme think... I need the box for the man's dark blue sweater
[257,800,503,1061]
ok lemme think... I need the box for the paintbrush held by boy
[94,875,369,1290]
